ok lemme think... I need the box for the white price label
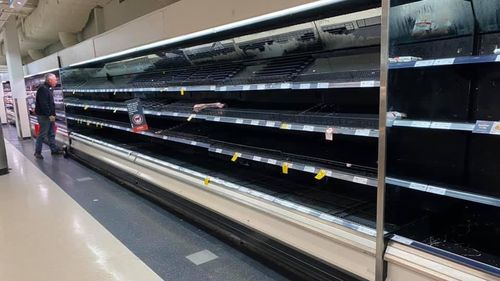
[411,121,431,128]
[431,122,452,130]
[219,86,227,91]
[433,58,455,66]
[303,125,315,132]
[190,141,198,146]
[280,83,291,89]
[235,118,244,124]
[496,55,500,62]
[360,81,376,87]
[257,84,266,90]
[265,121,276,127]
[253,156,262,162]
[355,129,371,136]
[415,60,435,67]
[242,85,251,91]
[296,206,314,214]
[426,186,446,195]
[319,214,336,223]
[267,159,277,165]
[261,194,275,202]
[299,83,311,89]
[249,190,264,197]
[317,82,329,88]
[394,236,413,245]
[304,166,316,173]
[215,148,222,153]
[409,182,428,192]
[353,176,369,185]
[250,120,260,126]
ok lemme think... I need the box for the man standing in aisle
[34,73,62,159]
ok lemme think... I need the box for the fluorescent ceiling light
[9,0,28,8]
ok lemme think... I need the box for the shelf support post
[376,0,390,280]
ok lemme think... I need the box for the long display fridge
[24,0,497,280]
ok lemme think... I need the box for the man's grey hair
[45,73,56,82]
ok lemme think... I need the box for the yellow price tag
[180,88,185,96]
[315,169,327,180]
[280,123,290,130]
[282,162,289,174]
[231,152,240,162]
[204,177,210,186]
[187,114,195,122]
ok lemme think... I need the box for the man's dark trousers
[35,116,58,154]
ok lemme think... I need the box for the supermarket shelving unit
[384,0,500,279]
[52,0,499,280]
[2,81,14,125]
[62,2,383,280]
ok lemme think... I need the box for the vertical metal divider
[376,0,390,280]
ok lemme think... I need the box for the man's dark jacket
[35,83,55,117]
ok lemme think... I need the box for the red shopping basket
[34,123,57,137]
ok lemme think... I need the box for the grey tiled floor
[2,125,289,281]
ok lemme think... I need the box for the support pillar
[4,16,31,139]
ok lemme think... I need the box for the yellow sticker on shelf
[315,169,327,180]
[231,152,240,162]
[181,88,185,96]
[187,114,195,122]
[280,123,290,130]
[282,162,289,174]
[204,177,210,186]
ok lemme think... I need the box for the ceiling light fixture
[9,0,28,8]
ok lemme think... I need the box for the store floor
[0,125,289,281]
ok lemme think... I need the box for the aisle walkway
[0,126,288,281]
[0,139,164,281]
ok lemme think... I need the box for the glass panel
[387,0,500,271]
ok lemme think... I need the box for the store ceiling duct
[22,0,109,42]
